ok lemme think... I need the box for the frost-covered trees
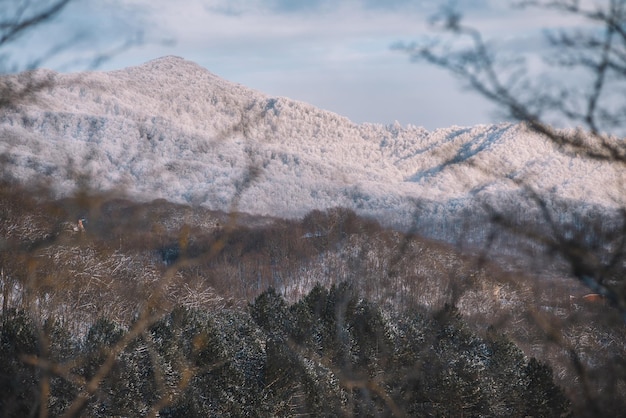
[1,285,570,417]
[397,0,626,318]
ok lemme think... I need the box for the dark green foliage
[156,308,269,417]
[250,284,571,417]
[287,282,392,375]
[524,357,571,417]
[0,287,571,417]
[262,332,344,416]
[81,319,158,417]
[249,286,290,336]
[0,309,40,417]
[43,318,79,417]
[382,305,571,417]
[83,318,124,373]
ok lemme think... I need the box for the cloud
[100,0,575,69]
[4,0,593,129]
[77,0,524,128]
[112,0,432,44]
[96,0,439,77]
[203,0,440,16]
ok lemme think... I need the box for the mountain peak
[148,55,187,63]
[142,55,200,69]
[127,55,214,76]
[0,58,621,237]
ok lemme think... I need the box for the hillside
[1,183,623,416]
[0,56,623,238]
[1,56,625,416]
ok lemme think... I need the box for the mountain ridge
[0,56,622,237]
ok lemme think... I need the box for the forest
[2,0,626,416]
[1,180,624,417]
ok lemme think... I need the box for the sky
[4,0,576,130]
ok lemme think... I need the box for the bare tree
[0,0,145,110]
[395,0,626,319]
[0,1,613,416]
[1,0,72,52]
[0,0,73,107]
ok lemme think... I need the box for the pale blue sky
[4,0,572,130]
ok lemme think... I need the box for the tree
[1,1,72,52]
[395,0,626,319]
[0,4,153,417]
[395,1,626,415]
[1,0,143,110]
[1,1,72,108]
[0,310,40,417]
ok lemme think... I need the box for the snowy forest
[0,182,624,416]
[2,0,626,416]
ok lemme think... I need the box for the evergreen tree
[0,310,40,417]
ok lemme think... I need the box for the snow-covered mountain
[0,56,623,238]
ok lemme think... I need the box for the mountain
[0,56,622,240]
[2,57,625,416]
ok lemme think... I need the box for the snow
[0,55,623,237]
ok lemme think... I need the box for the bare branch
[0,0,72,47]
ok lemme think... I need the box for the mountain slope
[0,56,623,235]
